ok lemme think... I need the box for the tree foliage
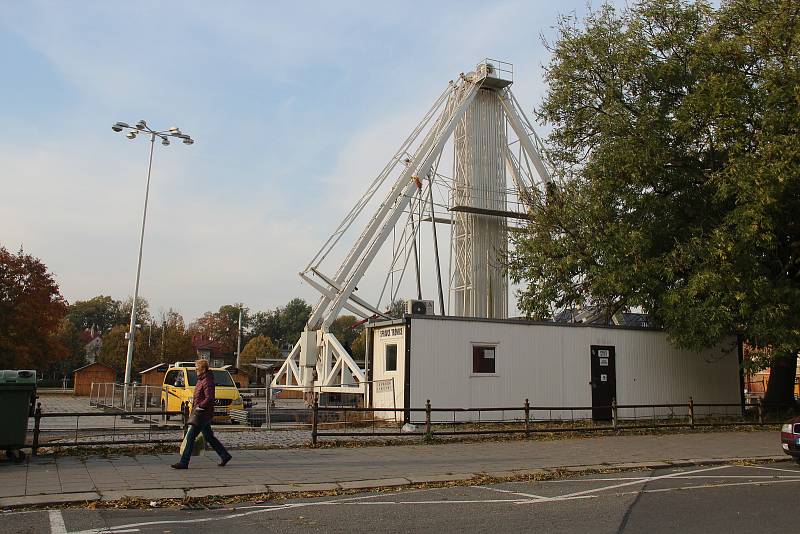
[329,314,363,354]
[250,298,312,347]
[157,309,194,364]
[509,0,800,404]
[240,335,281,367]
[0,246,68,369]
[350,328,368,364]
[66,295,126,332]
[189,303,249,354]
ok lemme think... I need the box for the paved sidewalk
[0,430,786,507]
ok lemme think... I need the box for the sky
[0,0,621,324]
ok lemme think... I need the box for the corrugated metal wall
[451,89,508,319]
[405,316,741,421]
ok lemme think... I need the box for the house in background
[81,326,103,364]
[191,335,234,368]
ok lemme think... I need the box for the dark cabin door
[590,345,616,421]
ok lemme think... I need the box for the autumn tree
[189,303,249,354]
[240,335,281,366]
[157,309,194,364]
[0,246,68,370]
[509,0,800,406]
[98,323,158,376]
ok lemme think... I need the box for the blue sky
[0,1,619,323]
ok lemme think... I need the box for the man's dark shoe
[171,463,188,470]
[218,455,232,467]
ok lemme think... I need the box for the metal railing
[309,396,799,445]
[89,382,164,412]
[28,402,185,454]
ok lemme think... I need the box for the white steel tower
[272,60,552,398]
[451,65,512,319]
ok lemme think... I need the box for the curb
[0,455,791,509]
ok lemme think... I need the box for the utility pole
[236,307,243,368]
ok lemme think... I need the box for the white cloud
[0,0,611,323]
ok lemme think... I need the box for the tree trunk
[763,351,798,409]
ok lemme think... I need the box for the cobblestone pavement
[0,430,784,504]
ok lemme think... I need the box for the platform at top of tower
[471,59,513,90]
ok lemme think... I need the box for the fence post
[425,399,432,438]
[524,398,530,437]
[31,403,42,456]
[266,386,272,430]
[311,395,319,446]
[689,396,694,429]
[612,397,618,431]
[757,397,764,425]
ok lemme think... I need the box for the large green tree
[250,298,312,347]
[0,246,68,369]
[509,0,800,405]
[66,295,125,332]
[279,298,312,346]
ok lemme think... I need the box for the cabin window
[164,370,180,386]
[472,345,496,374]
[385,344,398,372]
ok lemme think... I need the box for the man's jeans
[179,418,230,466]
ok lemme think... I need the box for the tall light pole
[236,307,243,368]
[112,120,194,408]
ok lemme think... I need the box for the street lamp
[112,120,194,408]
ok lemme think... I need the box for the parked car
[780,416,800,464]
[160,363,244,423]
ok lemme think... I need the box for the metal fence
[28,404,185,454]
[89,382,163,412]
[309,397,799,445]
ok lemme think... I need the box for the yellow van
[160,363,244,422]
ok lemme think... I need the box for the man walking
[172,359,232,469]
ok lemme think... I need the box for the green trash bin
[0,370,37,462]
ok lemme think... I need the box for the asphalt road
[6,462,800,534]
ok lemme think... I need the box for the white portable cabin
[367,315,743,423]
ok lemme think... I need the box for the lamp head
[112,125,123,132]
[135,120,147,130]
[161,137,170,146]
[126,131,137,139]
[182,137,194,145]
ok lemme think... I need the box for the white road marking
[49,510,67,534]
[544,474,800,482]
[742,464,800,475]
[611,477,800,496]
[66,464,800,533]
[516,465,731,504]
[472,485,550,499]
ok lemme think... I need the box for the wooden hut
[139,363,169,388]
[72,362,115,396]
[225,367,250,389]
